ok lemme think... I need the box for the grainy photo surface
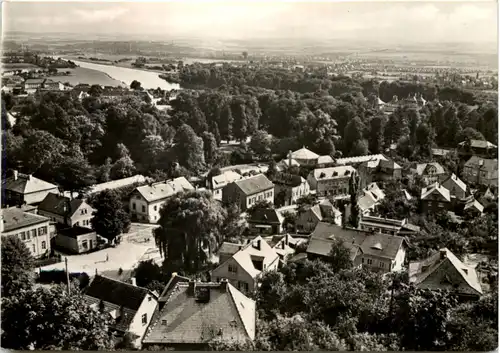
[1,1,498,351]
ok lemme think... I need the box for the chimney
[253,239,261,250]
[285,233,289,246]
[440,249,447,260]
[13,170,18,180]
[188,280,196,296]
[288,150,292,167]
[220,278,228,291]
[28,174,32,181]
[130,277,137,286]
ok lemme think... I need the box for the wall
[54,234,78,253]
[128,294,159,348]
[70,203,94,228]
[316,178,349,197]
[2,221,51,258]
[130,194,167,223]
[212,257,255,294]
[296,209,320,233]
[392,246,406,272]
[360,254,392,273]
[11,187,58,206]
[242,188,274,211]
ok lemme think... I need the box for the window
[216,277,220,282]
[38,227,47,236]
[142,205,146,212]
[20,232,26,241]
[81,209,85,215]
[361,258,365,264]
[41,241,46,250]
[32,244,35,253]
[148,296,152,302]
[76,221,80,226]
[367,258,373,265]
[142,313,148,325]
[132,203,136,210]
[154,205,157,211]
[379,262,384,268]
[228,264,237,273]
[31,230,36,238]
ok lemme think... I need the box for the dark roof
[248,208,283,225]
[307,222,406,261]
[1,207,49,232]
[38,193,88,218]
[57,226,96,239]
[143,281,256,345]
[159,273,191,303]
[3,172,57,194]
[233,174,274,196]
[269,172,303,187]
[84,275,150,311]
[218,242,243,257]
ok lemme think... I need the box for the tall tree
[1,286,115,350]
[368,115,387,154]
[250,130,272,160]
[175,124,205,172]
[201,131,218,166]
[91,190,131,244]
[1,235,35,297]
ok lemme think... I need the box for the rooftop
[335,154,387,166]
[212,171,243,189]
[415,162,445,176]
[88,174,149,195]
[233,174,274,196]
[57,225,96,239]
[291,147,319,160]
[458,139,497,149]
[421,182,451,202]
[134,177,195,203]
[1,207,50,232]
[38,193,91,218]
[311,166,357,180]
[442,174,467,193]
[143,280,256,345]
[3,171,58,195]
[248,208,284,225]
[464,156,498,171]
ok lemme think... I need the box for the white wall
[24,188,59,205]
[244,189,274,210]
[128,294,159,348]
[2,221,51,258]
[212,257,255,293]
[392,246,406,272]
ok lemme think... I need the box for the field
[2,62,39,70]
[46,67,126,87]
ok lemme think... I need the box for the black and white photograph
[1,0,498,350]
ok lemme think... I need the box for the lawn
[46,67,126,87]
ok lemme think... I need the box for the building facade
[307,166,357,198]
[38,193,95,228]
[3,171,59,206]
[462,156,498,187]
[222,174,274,211]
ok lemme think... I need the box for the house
[212,236,280,294]
[335,154,387,167]
[264,234,301,262]
[222,174,274,211]
[420,182,451,214]
[269,172,310,206]
[457,139,497,158]
[458,196,484,217]
[207,170,243,201]
[462,156,498,187]
[24,78,63,94]
[306,222,407,273]
[358,157,402,189]
[307,166,357,198]
[359,215,420,236]
[357,182,386,216]
[157,272,191,310]
[142,279,256,350]
[2,170,59,206]
[54,226,98,254]
[0,207,52,258]
[247,208,284,235]
[409,248,483,299]
[413,163,446,185]
[83,275,159,348]
[129,177,195,223]
[440,174,467,200]
[38,193,95,228]
[290,147,320,166]
[276,157,300,172]
[296,199,342,233]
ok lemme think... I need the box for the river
[70,59,181,90]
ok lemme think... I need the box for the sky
[3,1,498,44]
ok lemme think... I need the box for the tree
[54,151,96,196]
[368,115,386,154]
[91,190,131,244]
[1,286,115,350]
[343,116,365,154]
[140,135,166,171]
[221,203,246,243]
[111,156,136,180]
[201,131,218,166]
[348,172,360,228]
[20,129,65,173]
[134,260,163,288]
[154,190,227,273]
[1,235,35,297]
[89,84,103,97]
[130,80,142,90]
[327,238,353,272]
[250,130,272,160]
[175,124,205,172]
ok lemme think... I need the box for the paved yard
[38,223,162,281]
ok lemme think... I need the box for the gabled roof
[409,248,482,296]
[291,147,319,160]
[38,193,92,218]
[277,158,300,169]
[232,174,274,196]
[458,139,497,149]
[3,172,58,195]
[360,215,404,228]
[335,154,387,166]
[88,174,149,195]
[268,234,297,258]
[464,198,484,213]
[248,208,284,225]
[134,177,195,203]
[159,273,191,303]
[218,242,244,258]
[311,166,356,181]
[307,222,406,261]
[1,207,50,232]
[215,236,279,279]
[269,172,304,187]
[317,155,334,165]
[357,183,385,212]
[379,159,402,170]
[415,162,446,176]
[441,174,467,193]
[421,182,451,202]
[143,281,256,345]
[464,156,498,172]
